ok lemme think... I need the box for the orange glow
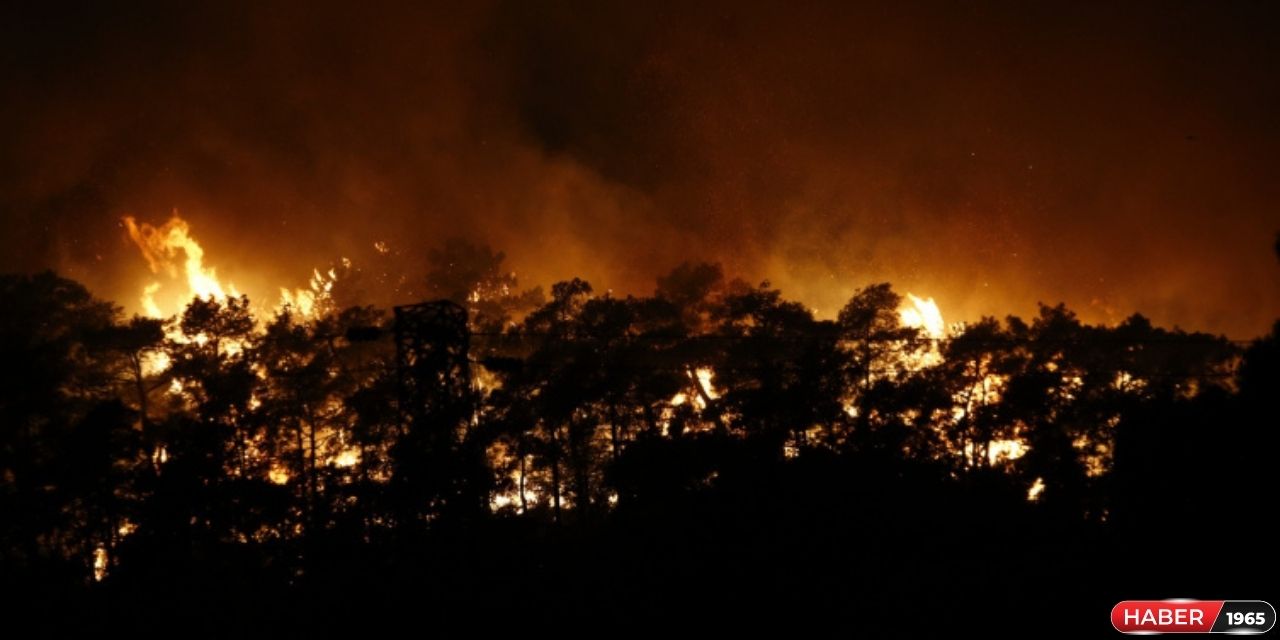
[124,213,343,321]
[670,367,718,410]
[333,448,361,468]
[92,546,108,582]
[278,263,344,319]
[124,214,239,318]
[964,438,1026,467]
[268,464,290,485]
[897,293,947,369]
[694,367,719,400]
[899,293,946,340]
[1027,477,1046,502]
[150,445,169,470]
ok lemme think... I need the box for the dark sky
[2,1,1278,336]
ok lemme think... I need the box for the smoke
[1,1,1277,336]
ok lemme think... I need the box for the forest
[2,240,1276,634]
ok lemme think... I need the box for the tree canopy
[0,260,1274,634]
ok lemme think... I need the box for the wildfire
[124,215,239,317]
[123,213,342,321]
[268,464,290,485]
[964,438,1026,467]
[278,266,340,319]
[92,546,108,582]
[899,293,946,340]
[1027,477,1046,502]
[895,293,947,369]
[333,447,361,468]
[694,367,718,399]
[673,366,719,409]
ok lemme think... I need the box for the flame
[124,214,238,318]
[487,441,546,514]
[140,282,163,318]
[333,447,360,468]
[694,367,719,400]
[92,546,108,582]
[278,267,339,318]
[964,437,1026,466]
[1027,477,1046,502]
[670,367,718,411]
[151,445,168,470]
[124,213,343,321]
[895,293,947,369]
[899,293,945,339]
[268,464,290,485]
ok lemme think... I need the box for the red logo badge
[1112,600,1274,634]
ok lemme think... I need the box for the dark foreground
[11,451,1273,637]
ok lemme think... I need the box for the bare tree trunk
[862,343,873,392]
[518,438,528,514]
[550,423,562,525]
[643,405,660,436]
[296,420,310,530]
[235,425,247,477]
[307,411,319,524]
[569,416,590,522]
[689,366,714,407]
[609,404,621,463]
[131,353,149,431]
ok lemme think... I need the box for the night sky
[2,1,1277,336]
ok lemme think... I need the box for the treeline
[1,242,1276,632]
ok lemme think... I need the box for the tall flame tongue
[124,212,338,321]
[124,214,238,318]
[898,293,947,369]
[899,293,945,339]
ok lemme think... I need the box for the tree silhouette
[0,272,118,580]
[1,246,1275,633]
[97,316,166,431]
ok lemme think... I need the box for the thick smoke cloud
[2,1,1277,336]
